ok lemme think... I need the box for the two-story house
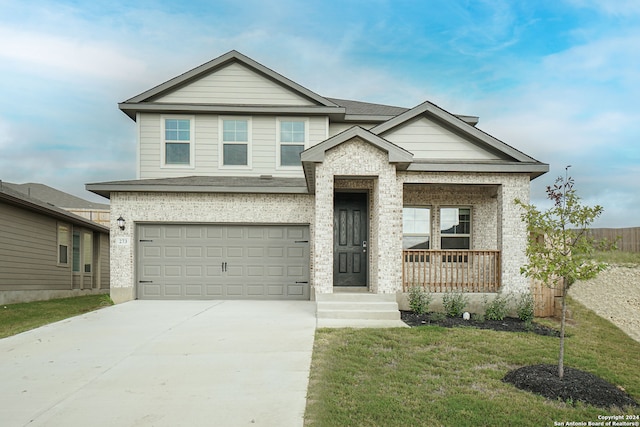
[87,50,548,312]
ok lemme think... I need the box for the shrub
[408,285,432,315]
[516,292,535,323]
[483,293,511,321]
[442,291,469,317]
[471,313,485,323]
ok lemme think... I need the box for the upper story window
[221,118,251,167]
[440,207,471,249]
[162,117,194,167]
[278,119,307,167]
[402,207,430,249]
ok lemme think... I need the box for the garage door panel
[287,284,305,296]
[164,266,182,277]
[186,227,203,238]
[138,224,309,300]
[206,285,223,296]
[227,247,244,257]
[185,247,203,257]
[207,247,223,257]
[267,247,284,257]
[164,227,182,239]
[185,284,203,296]
[143,247,162,258]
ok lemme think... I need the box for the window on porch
[402,206,500,293]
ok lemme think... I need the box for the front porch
[402,249,501,293]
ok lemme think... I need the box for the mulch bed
[400,311,559,337]
[503,364,639,410]
[400,311,639,410]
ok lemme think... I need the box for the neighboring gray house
[0,182,110,304]
[4,182,110,227]
[87,50,548,316]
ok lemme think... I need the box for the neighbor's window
[83,232,93,273]
[402,207,430,249]
[57,224,70,265]
[440,207,471,249]
[222,118,250,166]
[164,118,192,165]
[278,120,306,167]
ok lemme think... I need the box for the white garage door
[137,224,310,300]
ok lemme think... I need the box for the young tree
[515,169,607,379]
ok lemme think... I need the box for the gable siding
[155,62,316,106]
[0,203,71,290]
[382,117,502,160]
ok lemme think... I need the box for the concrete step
[317,308,401,320]
[316,293,397,302]
[317,301,399,311]
[316,293,404,327]
[317,318,409,328]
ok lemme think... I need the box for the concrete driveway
[0,300,317,427]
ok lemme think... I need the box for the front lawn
[0,294,113,339]
[305,298,640,426]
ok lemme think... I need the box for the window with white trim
[162,117,194,166]
[440,207,471,249]
[278,119,306,167]
[221,118,250,166]
[402,207,430,249]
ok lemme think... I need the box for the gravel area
[569,264,640,343]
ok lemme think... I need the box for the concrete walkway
[0,300,317,427]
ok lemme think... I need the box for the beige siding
[140,114,330,179]
[0,203,71,290]
[155,62,315,106]
[139,114,161,176]
[382,117,502,160]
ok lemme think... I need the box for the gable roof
[371,100,543,165]
[119,50,345,120]
[300,126,413,192]
[0,182,109,233]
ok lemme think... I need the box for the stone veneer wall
[109,192,314,303]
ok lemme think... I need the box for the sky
[0,0,638,227]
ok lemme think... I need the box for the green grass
[304,297,640,426]
[592,250,640,266]
[0,294,113,339]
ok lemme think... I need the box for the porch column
[497,176,530,294]
[372,174,403,293]
[313,163,335,295]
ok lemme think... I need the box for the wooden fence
[587,227,640,252]
[530,279,563,318]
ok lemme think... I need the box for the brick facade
[109,142,531,303]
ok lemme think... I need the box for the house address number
[116,237,130,246]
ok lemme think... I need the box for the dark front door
[333,192,368,287]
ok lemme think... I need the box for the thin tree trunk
[558,278,567,379]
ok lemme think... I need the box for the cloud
[0,27,147,84]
